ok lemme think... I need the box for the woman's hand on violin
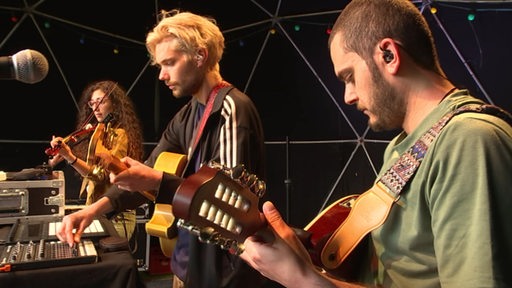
[48,154,64,167]
[50,135,64,148]
[50,135,74,161]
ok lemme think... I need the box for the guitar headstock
[172,163,266,255]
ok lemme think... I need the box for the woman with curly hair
[49,80,144,241]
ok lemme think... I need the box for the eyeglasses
[87,97,107,108]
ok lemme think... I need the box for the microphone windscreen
[13,49,49,84]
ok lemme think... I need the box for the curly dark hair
[72,80,144,163]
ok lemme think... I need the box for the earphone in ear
[380,47,394,63]
[195,55,203,61]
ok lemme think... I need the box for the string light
[467,12,475,21]
[0,3,495,60]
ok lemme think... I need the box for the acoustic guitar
[145,152,187,258]
[95,149,187,257]
[171,163,373,280]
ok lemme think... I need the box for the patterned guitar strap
[320,103,512,270]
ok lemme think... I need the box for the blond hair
[146,10,224,72]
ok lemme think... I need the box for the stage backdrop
[1,0,511,226]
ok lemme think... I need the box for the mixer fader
[0,239,97,271]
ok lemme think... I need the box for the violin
[45,125,96,157]
[46,84,118,158]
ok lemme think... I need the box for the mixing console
[0,239,97,271]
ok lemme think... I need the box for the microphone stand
[284,136,292,222]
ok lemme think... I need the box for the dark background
[1,0,511,228]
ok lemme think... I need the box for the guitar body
[95,148,187,258]
[153,151,187,178]
[305,194,358,249]
[144,203,178,258]
[305,195,373,282]
[144,152,187,257]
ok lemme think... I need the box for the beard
[170,62,204,99]
[172,76,202,99]
[366,61,406,132]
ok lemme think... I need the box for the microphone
[0,49,49,84]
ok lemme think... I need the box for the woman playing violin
[48,80,144,241]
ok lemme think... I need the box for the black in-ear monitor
[380,47,394,63]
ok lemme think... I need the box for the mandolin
[171,164,373,281]
[172,163,267,255]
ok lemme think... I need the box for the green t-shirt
[372,90,512,287]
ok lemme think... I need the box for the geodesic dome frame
[1,0,512,226]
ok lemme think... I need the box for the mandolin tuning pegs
[252,179,266,198]
[198,227,216,243]
[229,164,246,179]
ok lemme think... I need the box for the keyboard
[48,219,106,238]
[0,216,117,244]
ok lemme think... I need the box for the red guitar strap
[320,103,510,269]
[190,81,231,157]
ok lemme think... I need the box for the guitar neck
[96,152,157,201]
